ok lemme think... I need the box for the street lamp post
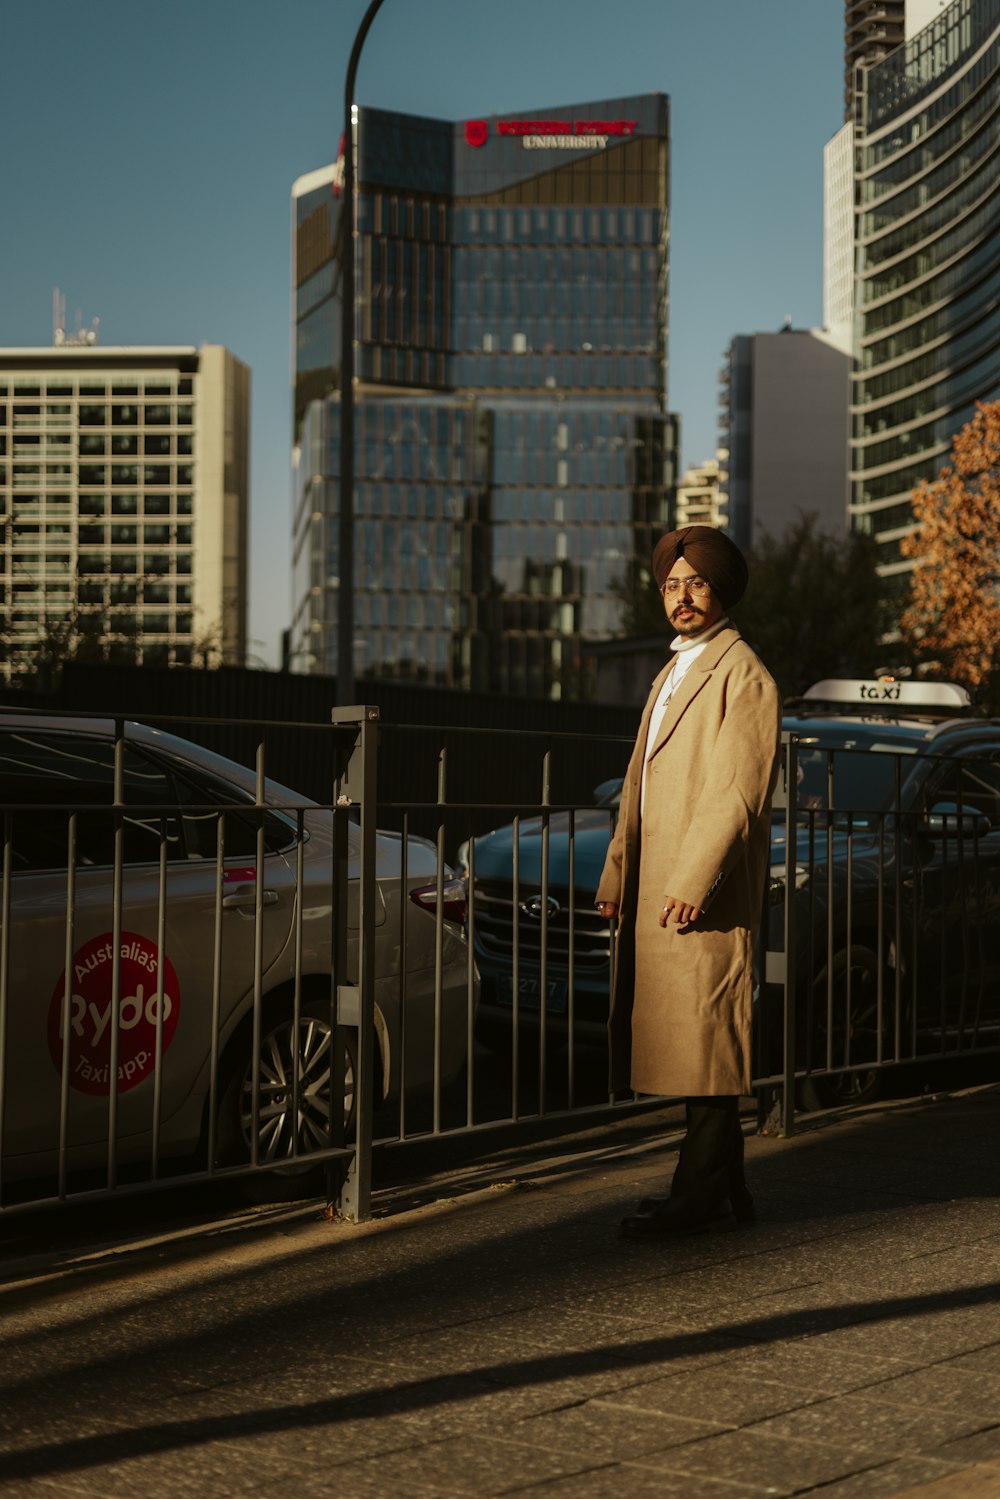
[338,0,388,704]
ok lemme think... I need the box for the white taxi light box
[803,679,972,711]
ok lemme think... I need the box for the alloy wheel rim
[239,1016,354,1162]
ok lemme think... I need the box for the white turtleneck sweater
[640,617,729,818]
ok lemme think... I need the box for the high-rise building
[0,342,249,682]
[674,456,728,531]
[289,95,676,699]
[844,2,906,119]
[719,327,850,552]
[848,0,1000,583]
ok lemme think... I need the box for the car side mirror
[922,801,991,839]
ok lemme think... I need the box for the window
[111,434,139,456]
[925,755,1000,830]
[0,731,181,870]
[0,730,295,871]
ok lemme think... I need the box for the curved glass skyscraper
[849,0,1000,581]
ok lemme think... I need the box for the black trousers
[670,1096,745,1211]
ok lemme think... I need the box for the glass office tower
[290,94,675,698]
[849,0,1000,583]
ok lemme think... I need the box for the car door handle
[222,889,279,910]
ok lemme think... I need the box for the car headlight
[769,864,809,903]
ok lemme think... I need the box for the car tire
[801,944,887,1110]
[218,998,360,1202]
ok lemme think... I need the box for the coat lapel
[647,626,741,762]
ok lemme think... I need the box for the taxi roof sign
[802,678,972,711]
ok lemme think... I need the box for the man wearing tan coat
[596,525,781,1237]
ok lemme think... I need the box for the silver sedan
[0,711,475,1198]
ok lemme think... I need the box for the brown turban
[651,525,749,609]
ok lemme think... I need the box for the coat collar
[645,625,743,760]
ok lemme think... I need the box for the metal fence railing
[2,709,999,1222]
[762,731,1000,1127]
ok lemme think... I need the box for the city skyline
[2,0,842,667]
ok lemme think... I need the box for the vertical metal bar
[939,785,949,1055]
[781,735,798,1137]
[910,792,920,1061]
[106,723,126,1188]
[511,814,520,1122]
[0,814,11,1204]
[876,806,885,1066]
[893,754,903,1066]
[150,820,168,1178]
[206,812,225,1173]
[825,749,835,1075]
[330,705,378,1222]
[567,807,576,1111]
[845,810,854,1072]
[399,810,409,1139]
[538,747,551,1116]
[329,734,349,1206]
[249,732,266,1169]
[955,762,969,1051]
[466,826,476,1130]
[57,814,77,1199]
[970,768,986,1049]
[432,744,446,1135]
[291,808,306,1160]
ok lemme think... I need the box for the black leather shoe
[637,1187,756,1224]
[620,1197,738,1238]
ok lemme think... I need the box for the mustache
[671,601,705,619]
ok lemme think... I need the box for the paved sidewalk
[1,1085,1000,1497]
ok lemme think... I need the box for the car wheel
[219,1000,358,1202]
[802,944,886,1110]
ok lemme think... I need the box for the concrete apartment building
[674,455,728,531]
[718,327,851,553]
[0,342,249,682]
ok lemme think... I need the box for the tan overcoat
[596,626,781,1097]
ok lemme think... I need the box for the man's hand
[659,897,703,927]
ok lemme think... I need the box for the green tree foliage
[731,515,885,699]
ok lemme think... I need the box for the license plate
[497,973,568,1014]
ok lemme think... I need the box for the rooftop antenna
[52,288,100,346]
[52,287,66,346]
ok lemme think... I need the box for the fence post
[761,732,798,1137]
[330,705,380,1222]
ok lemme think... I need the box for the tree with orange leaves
[900,401,1000,703]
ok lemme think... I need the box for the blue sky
[2,0,843,666]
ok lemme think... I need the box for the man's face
[661,556,724,637]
